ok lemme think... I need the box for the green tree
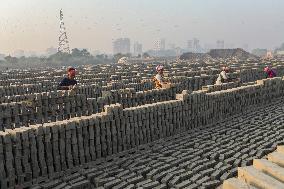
[143,52,150,58]
[96,54,105,59]
[49,52,71,63]
[71,48,82,57]
[71,48,91,57]
[113,53,123,62]
[4,55,18,64]
[125,53,132,58]
[81,49,91,57]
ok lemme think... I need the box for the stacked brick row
[0,86,177,130]
[102,87,177,109]
[1,62,282,86]
[0,76,282,131]
[0,65,282,101]
[0,85,101,99]
[0,77,284,188]
[6,91,284,189]
[202,82,240,93]
[0,77,61,86]
[0,91,90,130]
[0,71,64,80]
[0,85,57,97]
[169,75,217,92]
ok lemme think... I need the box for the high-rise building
[216,40,225,49]
[133,42,143,56]
[154,39,166,51]
[193,38,200,52]
[113,38,131,54]
[187,40,193,51]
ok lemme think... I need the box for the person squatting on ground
[58,67,78,90]
[264,66,276,78]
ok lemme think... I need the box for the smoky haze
[0,0,283,55]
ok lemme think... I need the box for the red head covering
[68,67,76,77]
[156,65,164,72]
[264,66,270,72]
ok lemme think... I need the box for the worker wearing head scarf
[215,66,230,85]
[264,66,276,78]
[153,65,165,89]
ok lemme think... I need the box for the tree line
[0,48,152,68]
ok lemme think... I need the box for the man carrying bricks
[58,67,78,90]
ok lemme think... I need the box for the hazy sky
[0,0,283,54]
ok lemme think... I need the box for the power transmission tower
[58,9,70,54]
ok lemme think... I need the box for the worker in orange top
[153,65,166,89]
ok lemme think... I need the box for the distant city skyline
[0,0,284,55]
[113,38,130,54]
[133,42,143,56]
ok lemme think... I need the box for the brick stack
[0,77,284,187]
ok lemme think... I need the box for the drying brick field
[1,59,284,189]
